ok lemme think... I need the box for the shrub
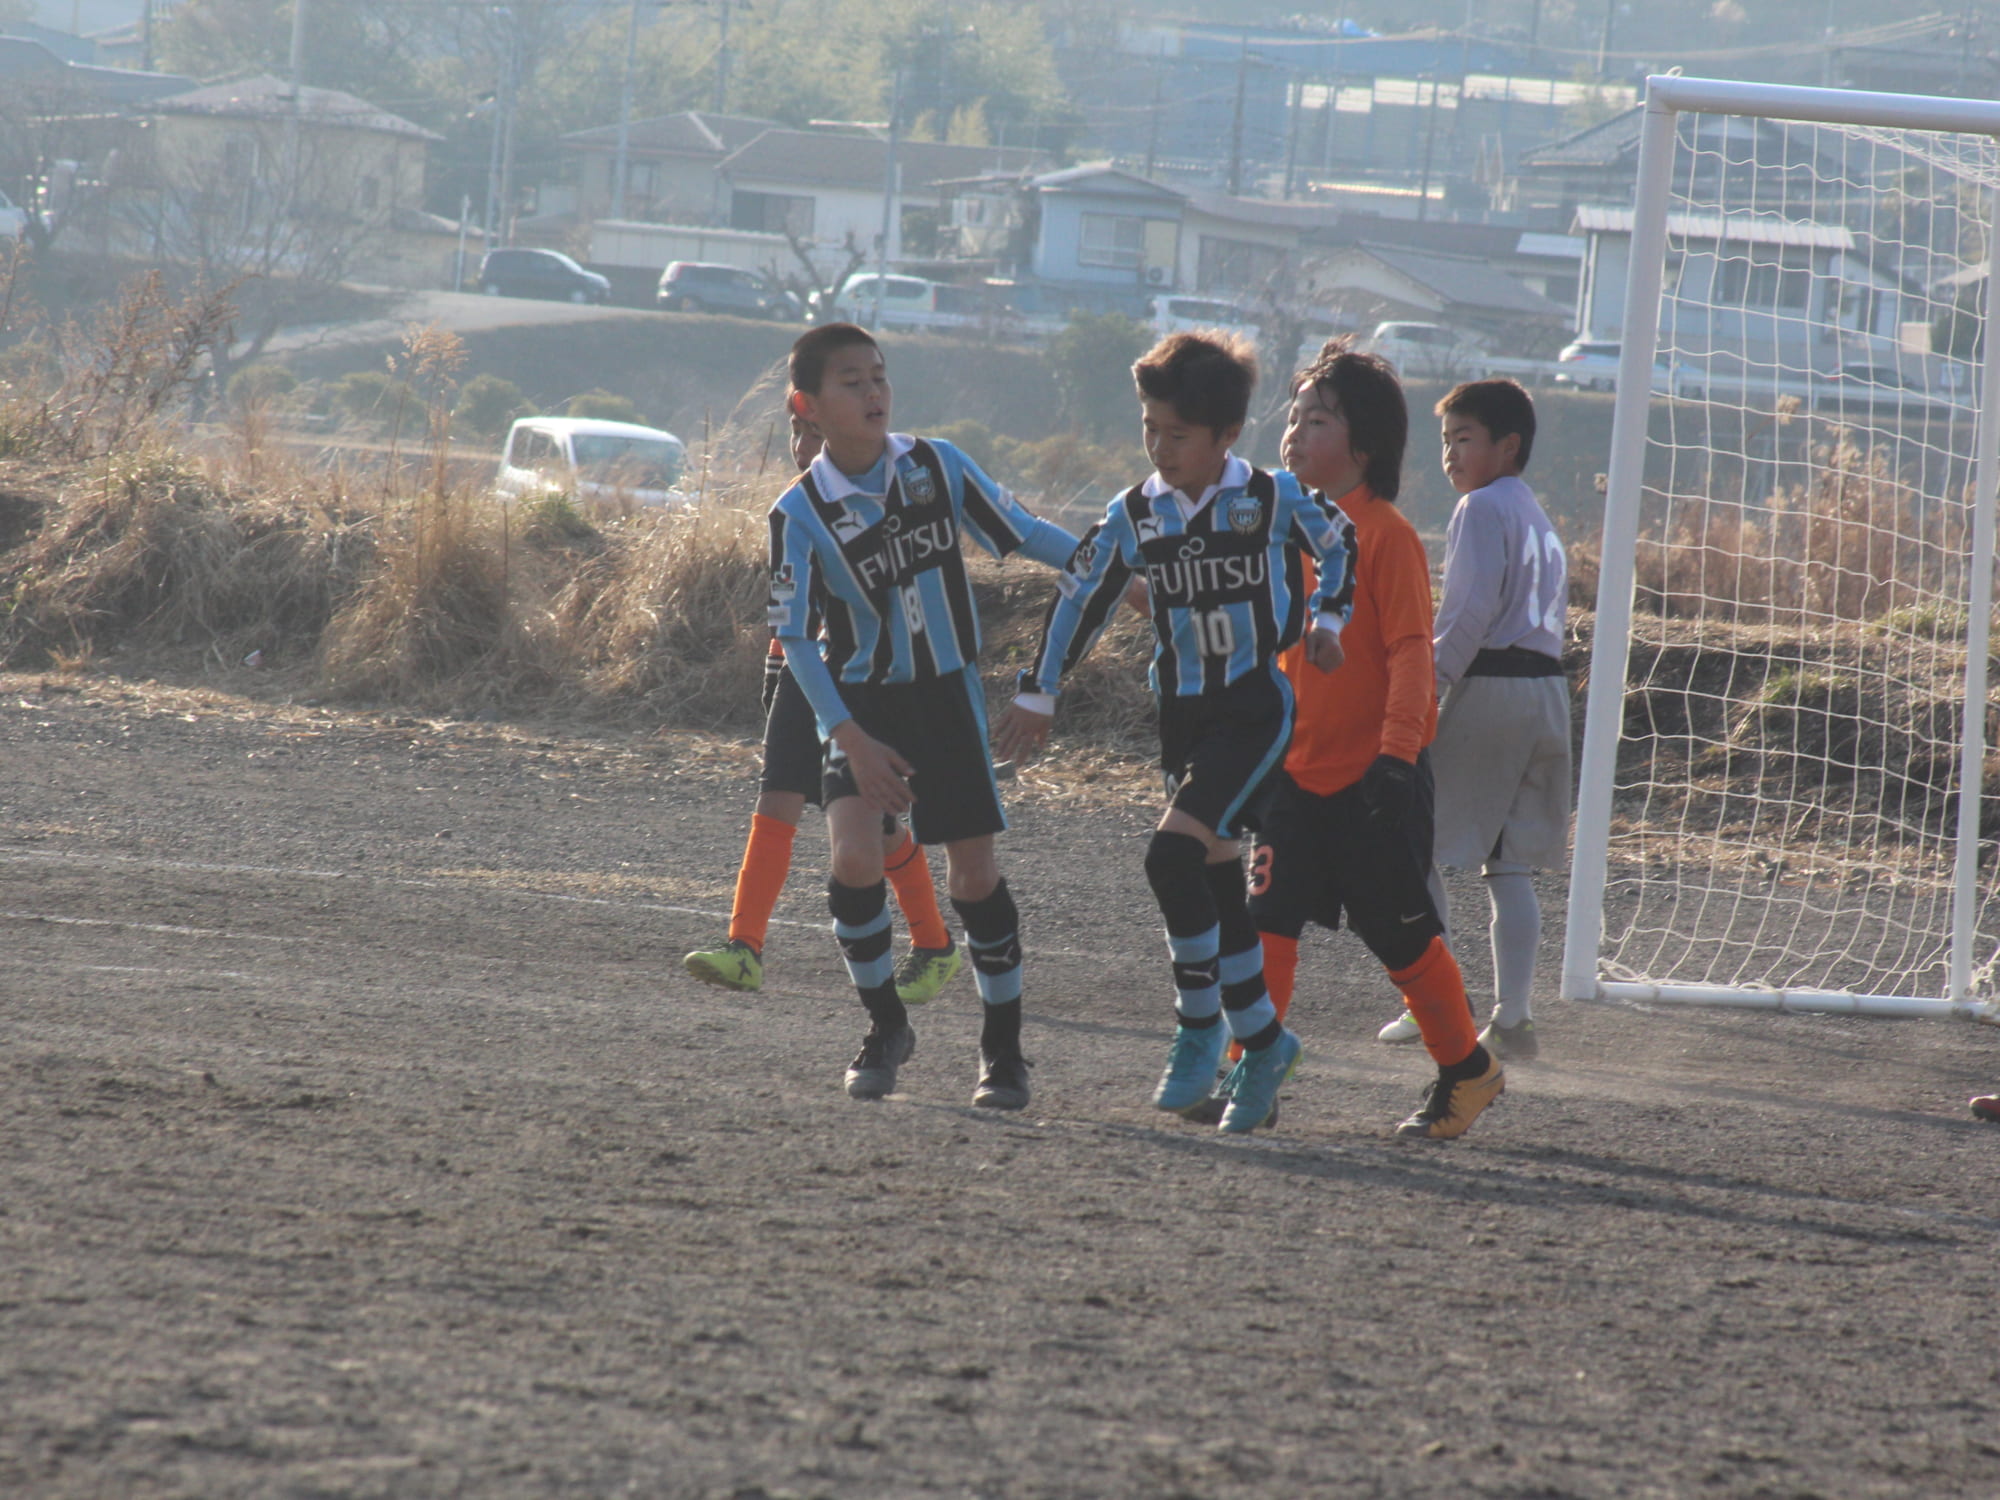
[1044,311,1151,439]
[333,369,412,428]
[455,373,528,439]
[566,388,643,425]
[226,362,298,410]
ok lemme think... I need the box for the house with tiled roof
[716,129,1047,261]
[1301,241,1569,351]
[557,111,779,224]
[120,75,456,288]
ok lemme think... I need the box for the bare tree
[0,62,113,255]
[783,224,870,318]
[122,109,400,382]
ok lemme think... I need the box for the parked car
[492,416,687,511]
[477,248,611,304]
[1553,338,1676,395]
[811,272,940,330]
[655,261,801,320]
[1360,320,1486,380]
[1554,338,1621,391]
[1148,294,1261,343]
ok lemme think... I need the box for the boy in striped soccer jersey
[1236,343,1504,1139]
[1376,379,1570,1063]
[995,332,1355,1134]
[768,323,1081,1109]
[682,413,961,1006]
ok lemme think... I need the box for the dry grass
[1566,430,1972,627]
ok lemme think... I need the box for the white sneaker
[1376,1010,1422,1044]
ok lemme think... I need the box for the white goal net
[1566,76,2000,1018]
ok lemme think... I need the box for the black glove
[761,649,787,715]
[1358,754,1416,825]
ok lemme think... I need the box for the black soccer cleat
[971,1048,1031,1111]
[844,1024,915,1100]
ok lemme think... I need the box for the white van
[1149,294,1260,343]
[493,417,688,511]
[813,273,960,332]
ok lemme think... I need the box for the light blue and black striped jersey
[1019,455,1356,701]
[768,434,1078,734]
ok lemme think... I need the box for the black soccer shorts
[1248,755,1443,972]
[1156,668,1292,841]
[821,664,1005,847]
[759,663,824,805]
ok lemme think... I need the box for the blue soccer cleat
[1218,1028,1301,1134]
[1152,1022,1227,1113]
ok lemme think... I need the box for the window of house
[1078,212,1144,269]
[222,133,258,181]
[1196,236,1288,294]
[730,190,814,236]
[1717,247,1814,311]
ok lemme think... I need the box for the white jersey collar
[1141,452,1251,515]
[810,432,917,503]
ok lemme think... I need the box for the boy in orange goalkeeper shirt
[1234,341,1503,1139]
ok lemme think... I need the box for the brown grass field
[4,280,2000,1497]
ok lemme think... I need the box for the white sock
[1486,871,1539,1028]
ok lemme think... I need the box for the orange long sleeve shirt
[1280,484,1438,797]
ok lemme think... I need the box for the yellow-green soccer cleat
[893,942,961,1005]
[1396,1050,1505,1140]
[683,938,763,993]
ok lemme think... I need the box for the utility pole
[1597,0,1616,83]
[1143,57,1164,180]
[1417,75,1442,223]
[498,20,521,247]
[284,0,308,209]
[611,1,643,219]
[714,0,733,115]
[874,68,903,330]
[1227,34,1249,197]
[483,7,518,252]
[1282,74,1304,199]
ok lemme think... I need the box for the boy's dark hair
[1132,331,1256,433]
[1436,378,1536,470]
[789,322,880,395]
[1296,338,1408,501]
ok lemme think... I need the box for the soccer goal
[1565,75,2000,1020]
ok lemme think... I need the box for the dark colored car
[655,261,801,320]
[477,247,611,304]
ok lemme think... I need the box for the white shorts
[1431,674,1573,873]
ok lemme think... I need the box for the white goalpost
[1565,74,2000,1020]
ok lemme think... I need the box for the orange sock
[1388,936,1479,1069]
[884,829,950,950]
[1262,932,1300,1023]
[727,813,797,953]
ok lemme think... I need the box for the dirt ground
[4,668,1999,1500]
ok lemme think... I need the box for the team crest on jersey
[1226,492,1263,534]
[1066,536,1098,577]
[901,464,937,505]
